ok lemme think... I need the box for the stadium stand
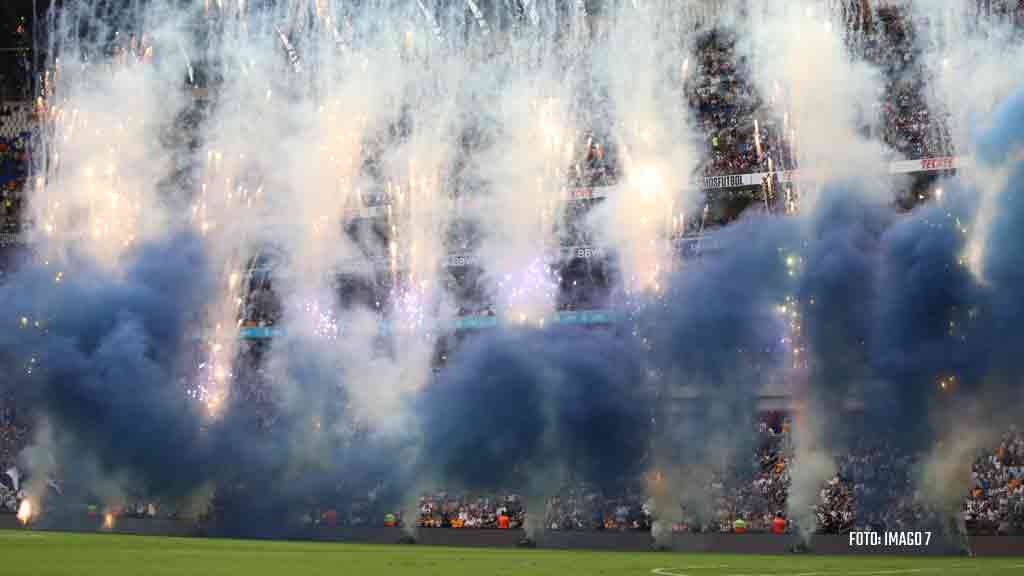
[3,0,1024,542]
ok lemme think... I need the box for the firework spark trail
[470,66,578,322]
[32,43,183,270]
[328,21,467,424]
[743,1,890,203]
[193,8,390,427]
[590,1,698,296]
[188,135,271,417]
[376,39,464,338]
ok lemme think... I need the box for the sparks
[17,500,33,525]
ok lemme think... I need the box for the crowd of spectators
[814,439,929,534]
[543,481,651,532]
[881,82,952,160]
[0,103,32,240]
[663,418,792,534]
[412,490,526,529]
[570,28,798,186]
[965,427,1024,535]
[688,31,795,180]
[974,0,1024,25]
[325,420,1021,535]
[367,420,1020,536]
[807,429,1024,536]
[310,422,859,535]
[863,4,956,160]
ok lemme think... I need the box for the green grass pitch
[0,530,1022,576]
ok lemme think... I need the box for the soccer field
[0,530,1022,576]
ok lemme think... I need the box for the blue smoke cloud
[870,185,986,444]
[418,327,652,495]
[973,88,1024,421]
[418,331,550,490]
[795,183,891,448]
[641,215,795,466]
[0,231,215,499]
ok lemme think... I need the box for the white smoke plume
[743,1,890,197]
[590,1,699,294]
[469,56,577,321]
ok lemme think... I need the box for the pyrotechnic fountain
[17,499,33,526]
